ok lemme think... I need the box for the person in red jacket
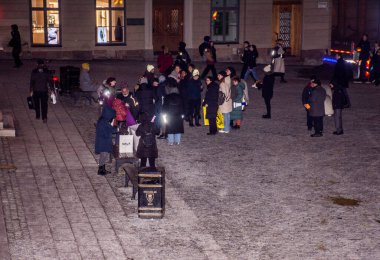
[157,45,173,76]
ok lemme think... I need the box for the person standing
[30,59,53,123]
[198,36,210,58]
[230,77,245,129]
[332,53,351,107]
[357,33,371,82]
[135,77,155,121]
[117,85,139,120]
[201,41,217,80]
[256,65,275,119]
[203,76,219,135]
[301,76,315,131]
[272,39,287,83]
[308,79,326,137]
[330,80,347,135]
[217,71,232,133]
[9,24,22,68]
[157,45,173,76]
[95,106,116,175]
[240,41,250,79]
[162,84,184,145]
[175,41,191,71]
[243,45,260,82]
[371,49,380,86]
[136,113,158,168]
[186,69,203,127]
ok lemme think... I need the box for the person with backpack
[136,113,158,168]
[203,76,219,135]
[330,80,347,135]
[230,77,245,129]
[256,65,275,119]
[95,106,116,175]
[200,41,217,80]
[162,83,184,145]
[217,71,232,133]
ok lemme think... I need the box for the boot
[195,116,201,126]
[189,116,194,127]
[98,165,106,176]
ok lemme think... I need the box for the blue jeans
[223,113,230,132]
[167,133,181,144]
[244,67,259,81]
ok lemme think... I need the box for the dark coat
[9,25,21,51]
[186,78,203,100]
[332,86,347,110]
[95,106,116,154]
[135,83,155,118]
[242,48,258,68]
[357,39,371,60]
[136,121,158,159]
[257,74,275,99]
[162,93,184,134]
[30,68,52,92]
[302,84,313,105]
[116,92,139,119]
[203,81,219,119]
[198,41,210,57]
[309,86,326,117]
[332,57,349,88]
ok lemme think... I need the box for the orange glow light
[212,11,218,21]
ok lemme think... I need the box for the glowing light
[52,76,59,81]
[330,49,353,54]
[113,0,123,5]
[212,11,218,21]
[322,57,337,63]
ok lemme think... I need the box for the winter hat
[158,75,166,83]
[263,65,272,73]
[192,69,200,77]
[146,64,155,72]
[139,77,148,85]
[82,63,90,70]
[218,71,227,78]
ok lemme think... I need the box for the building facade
[0,0,378,64]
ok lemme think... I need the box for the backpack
[141,126,155,147]
[218,91,226,106]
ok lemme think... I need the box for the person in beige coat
[217,71,232,133]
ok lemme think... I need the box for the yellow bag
[202,106,224,128]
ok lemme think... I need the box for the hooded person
[95,106,116,175]
[135,77,155,121]
[256,64,275,119]
[199,36,211,57]
[176,41,191,71]
[135,113,158,168]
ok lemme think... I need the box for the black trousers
[264,96,271,116]
[12,48,22,67]
[208,117,217,134]
[201,64,217,80]
[240,64,248,79]
[312,116,324,134]
[187,99,201,118]
[33,91,49,120]
[140,157,156,168]
[306,110,313,129]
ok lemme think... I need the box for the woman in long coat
[162,84,184,145]
[218,71,232,133]
[203,76,219,135]
[230,77,245,129]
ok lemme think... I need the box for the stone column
[183,0,193,48]
[144,0,154,59]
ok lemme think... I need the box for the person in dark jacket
[302,76,316,130]
[240,41,250,78]
[186,69,203,126]
[243,44,259,82]
[371,48,380,86]
[203,76,219,135]
[95,106,116,175]
[198,36,210,57]
[9,24,22,68]
[30,59,53,123]
[135,77,155,121]
[201,41,217,80]
[330,80,347,135]
[256,65,275,119]
[136,113,158,168]
[308,79,326,137]
[154,75,167,138]
[357,33,371,82]
[175,41,191,71]
[332,53,351,107]
[162,84,184,145]
[116,85,139,120]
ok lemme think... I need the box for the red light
[52,76,59,81]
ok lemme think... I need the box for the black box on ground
[138,167,165,219]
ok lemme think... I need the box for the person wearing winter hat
[217,70,232,133]
[186,69,203,126]
[79,62,99,92]
[144,64,155,86]
[308,78,326,137]
[256,65,275,119]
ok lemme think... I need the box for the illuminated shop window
[211,0,239,43]
[30,0,61,46]
[96,0,126,45]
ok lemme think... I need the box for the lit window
[211,0,239,43]
[30,0,61,46]
[96,0,126,45]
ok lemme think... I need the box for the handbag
[27,96,34,110]
[119,134,134,156]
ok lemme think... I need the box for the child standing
[95,106,116,175]
[136,114,158,168]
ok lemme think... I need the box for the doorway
[152,0,184,53]
[272,1,302,56]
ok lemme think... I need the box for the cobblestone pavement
[0,60,380,260]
